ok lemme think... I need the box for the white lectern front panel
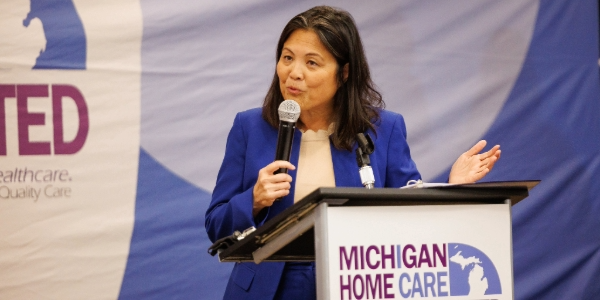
[317,204,513,300]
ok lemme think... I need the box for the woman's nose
[289,61,303,80]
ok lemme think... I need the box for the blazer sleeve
[384,113,421,187]
[205,113,258,243]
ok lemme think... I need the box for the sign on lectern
[316,203,512,299]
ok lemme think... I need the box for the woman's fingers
[253,161,296,215]
[478,147,500,168]
[264,185,290,199]
[261,181,291,193]
[450,141,501,184]
[465,140,487,156]
[471,167,490,181]
[480,144,500,160]
[263,160,296,174]
[257,172,293,187]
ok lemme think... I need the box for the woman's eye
[282,55,292,61]
[307,60,318,66]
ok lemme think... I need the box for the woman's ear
[342,63,349,83]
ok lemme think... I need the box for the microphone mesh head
[278,100,301,122]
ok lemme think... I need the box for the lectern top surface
[215,181,538,262]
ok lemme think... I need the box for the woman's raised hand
[449,140,501,184]
[252,161,296,216]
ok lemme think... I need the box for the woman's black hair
[262,5,384,150]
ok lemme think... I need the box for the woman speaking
[205,5,500,300]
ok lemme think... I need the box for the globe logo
[448,243,502,296]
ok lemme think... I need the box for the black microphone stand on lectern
[355,133,375,189]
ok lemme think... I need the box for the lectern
[214,181,538,300]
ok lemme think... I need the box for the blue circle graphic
[448,243,502,296]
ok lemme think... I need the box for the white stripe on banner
[0,0,142,299]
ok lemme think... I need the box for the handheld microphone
[274,100,301,174]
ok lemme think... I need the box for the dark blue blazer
[205,108,420,299]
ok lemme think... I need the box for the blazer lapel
[331,142,362,187]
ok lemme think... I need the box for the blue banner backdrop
[127,0,600,299]
[1,0,598,299]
